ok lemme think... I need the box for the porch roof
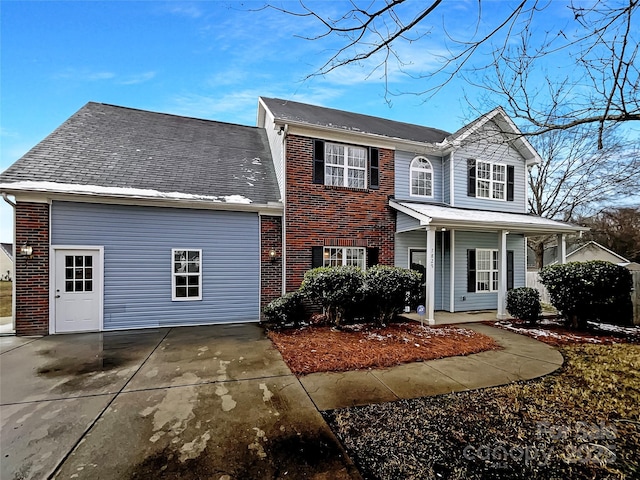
[390,200,588,235]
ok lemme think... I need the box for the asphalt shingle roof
[260,97,450,144]
[0,102,281,205]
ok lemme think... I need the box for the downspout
[2,192,16,332]
[2,192,16,208]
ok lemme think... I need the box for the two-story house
[0,98,583,335]
[257,97,584,323]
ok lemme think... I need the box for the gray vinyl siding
[396,211,421,232]
[443,153,451,204]
[452,121,527,213]
[394,150,444,203]
[453,231,526,311]
[394,230,451,310]
[51,201,260,330]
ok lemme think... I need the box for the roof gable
[446,107,542,165]
[567,241,629,263]
[259,97,450,144]
[0,103,281,206]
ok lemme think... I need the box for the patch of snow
[252,158,262,165]
[587,321,640,335]
[0,181,253,204]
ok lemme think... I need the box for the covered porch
[391,200,587,323]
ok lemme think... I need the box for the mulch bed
[485,318,640,346]
[267,322,500,375]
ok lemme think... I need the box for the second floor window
[313,139,379,190]
[467,159,515,202]
[410,157,433,197]
[325,143,367,189]
[475,160,507,201]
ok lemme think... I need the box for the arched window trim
[410,156,434,198]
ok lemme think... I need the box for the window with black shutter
[507,166,515,201]
[467,249,476,292]
[313,140,325,184]
[366,247,379,268]
[369,148,379,189]
[312,246,323,268]
[467,159,476,197]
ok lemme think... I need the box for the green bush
[262,291,305,329]
[539,261,633,329]
[300,266,364,326]
[363,266,422,325]
[506,287,542,324]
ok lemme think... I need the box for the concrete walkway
[0,321,562,480]
[299,322,564,411]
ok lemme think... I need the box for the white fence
[527,270,640,325]
[633,271,640,326]
[526,272,551,304]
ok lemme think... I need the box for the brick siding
[260,215,283,315]
[15,202,50,335]
[285,134,395,291]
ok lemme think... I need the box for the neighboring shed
[0,243,12,281]
[566,241,629,264]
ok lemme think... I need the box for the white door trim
[50,245,104,334]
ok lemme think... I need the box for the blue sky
[0,1,631,243]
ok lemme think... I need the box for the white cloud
[119,71,157,85]
[168,90,264,124]
[54,69,116,81]
[53,68,157,85]
[161,2,203,19]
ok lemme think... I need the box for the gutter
[0,186,284,216]
[278,118,446,153]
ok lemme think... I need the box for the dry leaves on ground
[268,322,500,375]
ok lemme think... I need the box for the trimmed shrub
[300,266,365,326]
[506,287,542,324]
[363,266,422,325]
[262,291,305,329]
[539,260,633,329]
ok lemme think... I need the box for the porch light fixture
[20,242,33,256]
[269,248,277,261]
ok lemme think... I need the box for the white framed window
[410,157,433,197]
[172,249,202,301]
[325,142,367,189]
[476,249,498,292]
[477,161,506,200]
[323,247,366,269]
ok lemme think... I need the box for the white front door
[54,249,102,333]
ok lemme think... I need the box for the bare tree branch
[267,0,639,147]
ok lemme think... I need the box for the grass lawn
[325,339,640,479]
[0,281,12,317]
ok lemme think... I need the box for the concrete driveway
[0,325,359,480]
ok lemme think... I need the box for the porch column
[557,234,567,264]
[425,226,436,324]
[497,230,508,320]
[449,229,455,312]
